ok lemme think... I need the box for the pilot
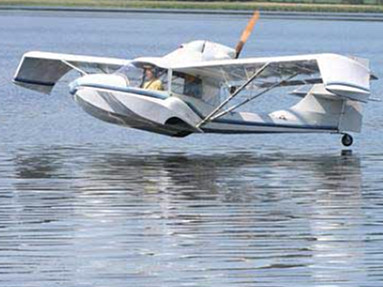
[142,66,163,91]
[183,74,202,98]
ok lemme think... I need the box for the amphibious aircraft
[13,11,377,146]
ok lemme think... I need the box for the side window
[171,74,185,95]
[183,75,202,99]
[171,72,203,99]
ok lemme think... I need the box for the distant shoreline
[1,6,383,22]
[0,0,383,15]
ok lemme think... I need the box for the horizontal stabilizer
[318,54,371,102]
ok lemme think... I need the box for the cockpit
[114,62,220,106]
[115,63,167,91]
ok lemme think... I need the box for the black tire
[342,134,353,147]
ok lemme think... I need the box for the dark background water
[1,10,383,287]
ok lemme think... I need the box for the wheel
[341,134,353,147]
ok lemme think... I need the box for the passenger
[183,74,202,98]
[142,67,163,91]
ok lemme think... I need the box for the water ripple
[0,145,382,287]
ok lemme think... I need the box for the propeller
[234,11,260,59]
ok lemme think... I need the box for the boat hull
[73,86,201,137]
[73,84,338,137]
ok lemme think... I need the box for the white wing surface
[13,51,128,94]
[170,53,372,102]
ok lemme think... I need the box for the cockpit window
[115,63,168,91]
[184,74,202,98]
[171,72,203,99]
[115,63,143,88]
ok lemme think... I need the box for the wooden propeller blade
[235,11,260,58]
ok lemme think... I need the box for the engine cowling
[164,40,236,64]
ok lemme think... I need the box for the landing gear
[341,133,353,147]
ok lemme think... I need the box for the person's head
[144,67,156,80]
[185,74,196,83]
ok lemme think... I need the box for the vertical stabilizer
[288,84,363,133]
[338,100,363,133]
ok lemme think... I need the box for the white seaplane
[13,12,377,146]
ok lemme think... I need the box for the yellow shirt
[143,79,163,91]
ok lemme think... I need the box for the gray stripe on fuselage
[97,91,168,131]
[75,91,191,137]
[212,118,337,131]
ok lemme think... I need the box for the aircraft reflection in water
[6,147,372,285]
[306,155,367,285]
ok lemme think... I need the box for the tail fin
[338,99,363,133]
[290,84,364,133]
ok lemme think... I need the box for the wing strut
[61,59,88,76]
[210,72,298,121]
[196,62,270,128]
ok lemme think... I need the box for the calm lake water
[1,10,383,287]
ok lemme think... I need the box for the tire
[341,134,353,147]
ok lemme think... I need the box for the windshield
[115,63,168,91]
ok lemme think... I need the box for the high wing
[13,51,129,94]
[170,53,373,102]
